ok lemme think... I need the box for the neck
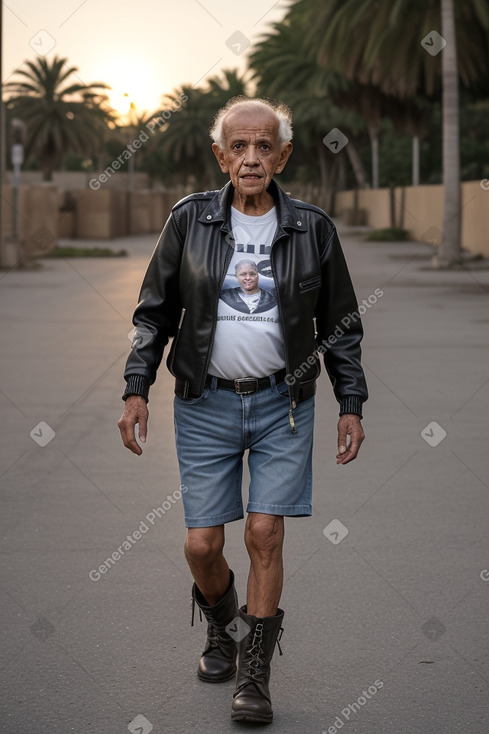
[232,190,275,216]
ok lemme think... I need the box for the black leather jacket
[123,179,368,416]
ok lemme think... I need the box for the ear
[275,142,293,174]
[212,143,229,173]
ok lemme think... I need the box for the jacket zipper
[200,236,234,392]
[168,307,187,387]
[270,240,297,434]
[177,307,186,330]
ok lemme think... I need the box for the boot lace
[245,623,284,682]
[190,595,229,652]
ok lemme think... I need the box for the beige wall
[4,180,486,257]
[336,188,391,228]
[336,181,489,257]
[1,185,58,258]
[461,181,489,255]
[1,185,180,255]
[71,189,182,239]
[74,189,125,239]
[3,170,151,191]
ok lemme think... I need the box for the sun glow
[95,56,164,121]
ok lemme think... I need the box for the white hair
[210,97,293,148]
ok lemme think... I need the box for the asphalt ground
[1,224,488,734]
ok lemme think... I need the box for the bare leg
[244,513,284,616]
[184,525,230,605]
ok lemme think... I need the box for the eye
[232,143,243,150]
[260,144,270,151]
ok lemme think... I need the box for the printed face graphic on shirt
[220,257,278,315]
[236,260,259,294]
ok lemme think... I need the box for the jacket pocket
[299,275,321,293]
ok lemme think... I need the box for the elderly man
[118,96,367,724]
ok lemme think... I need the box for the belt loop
[210,375,218,392]
[269,372,277,388]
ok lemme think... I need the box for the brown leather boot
[192,570,238,683]
[231,605,284,723]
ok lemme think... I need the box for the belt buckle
[234,377,258,395]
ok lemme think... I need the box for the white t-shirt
[208,206,286,379]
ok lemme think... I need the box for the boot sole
[231,711,273,724]
[197,667,236,683]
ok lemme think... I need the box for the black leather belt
[205,369,287,395]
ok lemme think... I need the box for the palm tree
[248,16,369,203]
[4,56,112,181]
[156,70,248,189]
[439,0,460,266]
[206,68,249,104]
[297,0,489,264]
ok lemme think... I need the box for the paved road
[1,226,488,734]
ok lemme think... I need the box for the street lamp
[11,118,26,241]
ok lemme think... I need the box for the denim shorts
[173,375,315,528]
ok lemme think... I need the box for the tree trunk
[41,154,54,182]
[317,143,333,211]
[438,0,461,266]
[345,140,370,188]
[336,152,347,194]
[412,135,420,186]
[368,122,380,189]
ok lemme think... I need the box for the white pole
[412,135,420,186]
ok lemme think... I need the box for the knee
[245,515,284,560]
[184,529,224,566]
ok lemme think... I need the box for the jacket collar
[198,179,307,233]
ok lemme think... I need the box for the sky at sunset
[2,0,288,118]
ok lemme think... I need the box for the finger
[336,427,364,465]
[138,410,148,443]
[118,416,143,456]
[337,424,348,456]
[126,429,143,455]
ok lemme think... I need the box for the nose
[243,144,259,166]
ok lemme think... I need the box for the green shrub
[44,246,128,258]
[365,228,409,242]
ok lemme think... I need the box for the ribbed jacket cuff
[339,396,363,418]
[122,374,150,402]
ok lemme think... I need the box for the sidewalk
[1,228,488,734]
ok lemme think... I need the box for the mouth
[240,174,262,181]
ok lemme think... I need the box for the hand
[336,414,364,465]
[118,395,149,456]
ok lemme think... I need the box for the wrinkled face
[212,105,292,198]
[236,264,259,293]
